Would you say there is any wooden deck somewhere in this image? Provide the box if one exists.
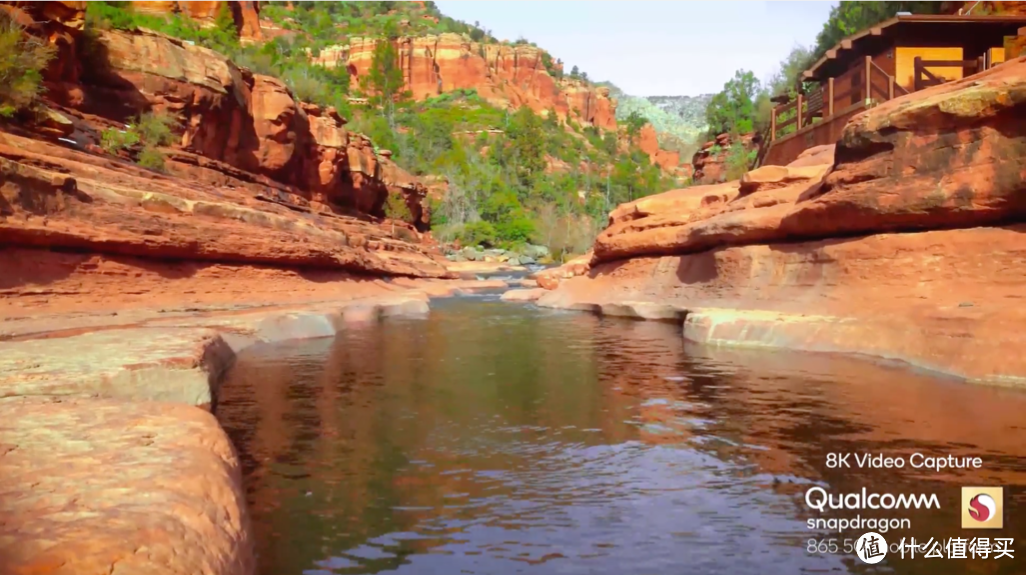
[762,55,988,167]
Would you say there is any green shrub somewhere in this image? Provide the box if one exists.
[495,217,535,244]
[100,111,176,171]
[383,191,412,221]
[458,221,497,247]
[137,146,167,171]
[100,126,140,153]
[136,112,177,146]
[83,1,135,31]
[725,144,756,181]
[0,11,57,116]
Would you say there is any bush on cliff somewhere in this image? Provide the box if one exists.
[85,1,239,57]
[137,146,167,172]
[100,125,139,154]
[99,112,177,171]
[0,11,56,117]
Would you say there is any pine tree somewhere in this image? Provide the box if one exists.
[364,21,406,128]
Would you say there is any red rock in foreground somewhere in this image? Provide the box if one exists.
[0,397,254,575]
[540,57,1026,386]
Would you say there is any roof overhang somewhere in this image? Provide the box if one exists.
[802,14,1026,81]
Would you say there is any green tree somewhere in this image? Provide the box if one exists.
[623,110,647,141]
[569,65,580,79]
[505,106,546,194]
[0,11,56,117]
[705,69,759,136]
[384,191,412,236]
[363,21,406,127]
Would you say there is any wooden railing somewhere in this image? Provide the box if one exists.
[764,51,993,167]
[770,56,908,142]
[913,56,986,91]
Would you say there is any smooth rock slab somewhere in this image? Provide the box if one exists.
[600,302,686,322]
[0,327,234,406]
[0,396,254,575]
[500,288,547,302]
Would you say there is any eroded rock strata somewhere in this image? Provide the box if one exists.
[315,34,618,130]
[0,10,496,574]
[539,57,1026,386]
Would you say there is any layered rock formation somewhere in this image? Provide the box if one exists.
[1,9,456,316]
[538,57,1026,386]
[314,34,618,130]
[690,132,757,184]
[637,123,682,172]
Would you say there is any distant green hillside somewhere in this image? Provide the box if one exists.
[599,83,712,159]
[645,95,713,135]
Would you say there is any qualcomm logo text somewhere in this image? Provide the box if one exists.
[806,486,941,512]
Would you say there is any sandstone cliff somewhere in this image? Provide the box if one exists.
[313,34,618,130]
[690,132,757,185]
[537,56,1026,386]
[637,123,682,172]
[1,6,453,315]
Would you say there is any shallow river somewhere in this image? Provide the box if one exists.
[217,295,1026,575]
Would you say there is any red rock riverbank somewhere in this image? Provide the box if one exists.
[535,57,1026,387]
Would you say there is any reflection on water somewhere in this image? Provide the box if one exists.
[217,297,1026,575]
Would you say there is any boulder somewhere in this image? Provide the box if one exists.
[520,244,551,259]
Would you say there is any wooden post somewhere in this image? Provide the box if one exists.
[770,106,776,141]
[827,77,834,117]
[796,93,804,130]
[888,76,894,100]
[914,56,922,91]
[864,55,872,102]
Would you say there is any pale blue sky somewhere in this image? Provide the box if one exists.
[435,1,838,96]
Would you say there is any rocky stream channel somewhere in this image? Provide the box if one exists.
[213,289,1026,575]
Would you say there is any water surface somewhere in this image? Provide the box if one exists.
[218,296,1026,575]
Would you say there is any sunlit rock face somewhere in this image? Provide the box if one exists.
[539,57,1026,386]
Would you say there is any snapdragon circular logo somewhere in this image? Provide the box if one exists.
[968,493,996,522]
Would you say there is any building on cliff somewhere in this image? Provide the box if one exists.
[763,13,1026,167]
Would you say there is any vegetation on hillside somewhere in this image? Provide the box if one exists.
[0,10,56,118]
[601,82,710,161]
[78,0,674,256]
[353,89,673,254]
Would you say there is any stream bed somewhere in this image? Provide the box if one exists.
[217,295,1026,575]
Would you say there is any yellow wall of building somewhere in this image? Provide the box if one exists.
[895,47,964,90]
[989,46,1007,66]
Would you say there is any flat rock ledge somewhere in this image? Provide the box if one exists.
[0,396,253,575]
[0,292,435,575]
[535,292,1026,387]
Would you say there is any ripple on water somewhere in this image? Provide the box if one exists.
[218,299,1026,575]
